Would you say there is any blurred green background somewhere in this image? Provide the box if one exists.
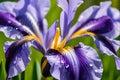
[0,0,120,80]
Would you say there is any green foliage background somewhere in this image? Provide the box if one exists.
[0,0,120,80]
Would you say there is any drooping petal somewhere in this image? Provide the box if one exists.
[0,25,23,39]
[78,1,111,23]
[0,11,28,38]
[44,21,58,49]
[69,16,113,40]
[84,16,113,34]
[93,36,120,70]
[74,43,103,80]
[73,1,120,38]
[45,43,103,80]
[4,39,31,78]
[103,8,120,38]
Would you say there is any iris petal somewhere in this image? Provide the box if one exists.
[44,21,58,49]
[4,39,31,79]
[74,43,103,80]
[85,16,113,34]
[0,11,28,37]
[93,36,120,69]
[0,1,16,15]
[45,43,103,80]
[58,0,83,38]
[28,0,50,34]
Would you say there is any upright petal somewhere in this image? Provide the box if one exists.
[58,0,83,38]
[0,2,16,15]
[68,0,83,23]
[44,21,58,49]
[28,0,50,34]
[4,39,31,79]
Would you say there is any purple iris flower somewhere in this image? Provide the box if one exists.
[0,0,120,80]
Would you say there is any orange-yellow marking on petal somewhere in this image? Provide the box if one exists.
[24,34,42,45]
[41,59,48,72]
[57,38,66,49]
[51,28,60,49]
[70,29,96,39]
[58,46,72,54]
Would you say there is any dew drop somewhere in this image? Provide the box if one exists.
[13,61,16,64]
[17,57,22,61]
[89,64,93,67]
[65,65,69,68]
[61,60,64,64]
[8,21,11,24]
[16,28,18,30]
[94,70,98,72]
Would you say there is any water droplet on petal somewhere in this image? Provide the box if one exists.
[65,65,69,68]
[8,21,11,24]
[90,64,93,67]
[94,70,98,72]
[13,61,16,64]
[61,60,64,64]
[17,57,22,61]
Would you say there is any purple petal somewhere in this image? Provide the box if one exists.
[95,1,111,18]
[29,0,50,19]
[0,2,16,15]
[28,0,50,34]
[75,1,120,38]
[0,25,23,39]
[68,16,114,40]
[4,39,31,78]
[45,43,103,80]
[32,40,45,54]
[60,11,68,38]
[115,57,120,70]
[103,8,120,38]
[14,0,30,16]
[74,43,103,80]
[44,21,58,49]
[58,0,69,38]
[68,0,83,23]
[94,36,118,55]
[16,13,37,35]
[58,0,83,38]
[0,11,28,37]
[85,16,113,34]
[46,49,78,80]
[78,1,111,23]
[93,36,120,70]
[57,0,68,14]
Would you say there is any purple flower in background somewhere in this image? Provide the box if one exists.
[0,0,120,80]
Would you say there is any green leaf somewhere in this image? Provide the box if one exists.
[0,61,6,80]
[20,71,25,80]
[32,61,42,80]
